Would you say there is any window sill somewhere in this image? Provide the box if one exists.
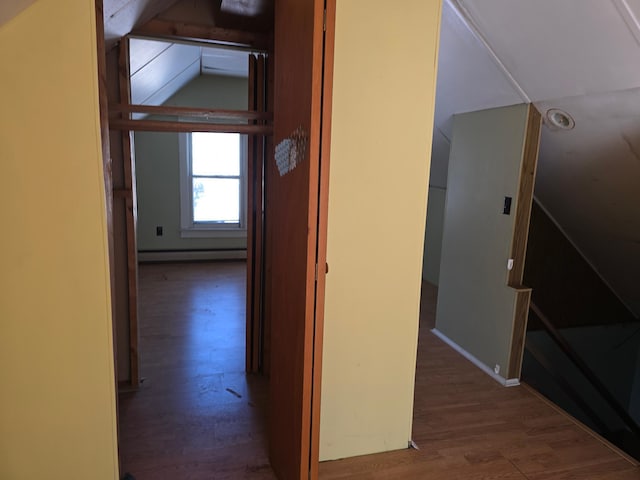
[180,228,247,239]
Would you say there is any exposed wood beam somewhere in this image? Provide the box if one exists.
[110,118,272,134]
[132,18,269,49]
[109,104,272,121]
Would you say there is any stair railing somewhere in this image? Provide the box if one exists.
[528,302,640,438]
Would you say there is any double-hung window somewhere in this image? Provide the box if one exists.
[180,131,247,237]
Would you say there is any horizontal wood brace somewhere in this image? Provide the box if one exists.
[110,119,272,135]
[110,104,272,121]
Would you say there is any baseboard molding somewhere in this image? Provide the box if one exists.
[138,249,247,263]
[431,328,520,387]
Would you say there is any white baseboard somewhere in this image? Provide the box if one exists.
[431,328,520,387]
[138,250,247,263]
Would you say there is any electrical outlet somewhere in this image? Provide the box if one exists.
[156,226,163,236]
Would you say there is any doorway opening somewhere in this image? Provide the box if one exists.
[108,33,273,477]
[97,1,335,477]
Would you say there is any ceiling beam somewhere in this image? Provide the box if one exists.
[132,18,269,49]
[110,118,272,134]
[110,103,273,121]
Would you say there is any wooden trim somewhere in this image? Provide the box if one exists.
[113,188,132,199]
[119,38,140,388]
[109,103,272,121]
[507,287,531,378]
[508,104,541,285]
[132,18,269,50]
[110,119,272,135]
[310,0,336,477]
[95,0,121,473]
[253,54,266,373]
[262,49,274,377]
[95,0,115,341]
[521,383,640,467]
[246,54,257,373]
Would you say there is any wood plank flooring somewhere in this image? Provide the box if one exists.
[118,261,276,479]
[119,262,639,479]
[319,283,640,479]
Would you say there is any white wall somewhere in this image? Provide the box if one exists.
[435,104,530,380]
[320,0,442,461]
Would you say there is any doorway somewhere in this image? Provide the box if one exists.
[111,36,273,477]
[118,261,273,477]
[97,0,335,478]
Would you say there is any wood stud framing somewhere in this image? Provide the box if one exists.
[506,104,542,379]
[118,38,140,388]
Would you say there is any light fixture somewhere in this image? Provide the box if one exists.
[546,108,575,131]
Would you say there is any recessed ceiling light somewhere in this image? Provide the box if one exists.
[546,108,575,130]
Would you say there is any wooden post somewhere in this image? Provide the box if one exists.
[118,38,140,388]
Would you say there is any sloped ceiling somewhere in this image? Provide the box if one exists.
[0,0,37,27]
[129,37,249,107]
[436,0,640,315]
[104,0,181,47]
[103,0,640,315]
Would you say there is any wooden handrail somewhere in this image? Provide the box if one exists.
[529,302,640,438]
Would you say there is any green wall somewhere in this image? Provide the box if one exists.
[135,74,248,252]
[422,186,446,285]
[435,104,530,382]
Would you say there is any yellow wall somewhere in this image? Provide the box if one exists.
[320,0,442,460]
[0,0,119,478]
[0,0,37,27]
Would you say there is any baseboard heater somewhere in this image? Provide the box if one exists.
[138,249,247,263]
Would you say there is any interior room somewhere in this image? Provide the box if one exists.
[1,0,639,479]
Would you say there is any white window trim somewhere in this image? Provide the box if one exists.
[179,131,248,239]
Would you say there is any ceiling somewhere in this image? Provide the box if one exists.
[129,37,249,106]
[103,0,272,48]
[434,0,640,316]
[0,0,36,27]
[100,0,640,316]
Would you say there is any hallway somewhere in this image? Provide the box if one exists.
[117,262,639,479]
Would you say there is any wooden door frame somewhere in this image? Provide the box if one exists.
[101,24,272,387]
[266,0,336,477]
[310,1,336,474]
[94,1,335,476]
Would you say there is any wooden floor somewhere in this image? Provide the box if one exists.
[319,283,640,479]
[118,261,276,479]
[119,262,639,479]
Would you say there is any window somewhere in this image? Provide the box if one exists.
[179,132,247,237]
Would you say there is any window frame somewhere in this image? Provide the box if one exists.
[179,131,248,238]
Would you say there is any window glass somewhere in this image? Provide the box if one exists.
[192,132,240,176]
[192,178,240,223]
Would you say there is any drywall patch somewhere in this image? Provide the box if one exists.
[275,126,308,176]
